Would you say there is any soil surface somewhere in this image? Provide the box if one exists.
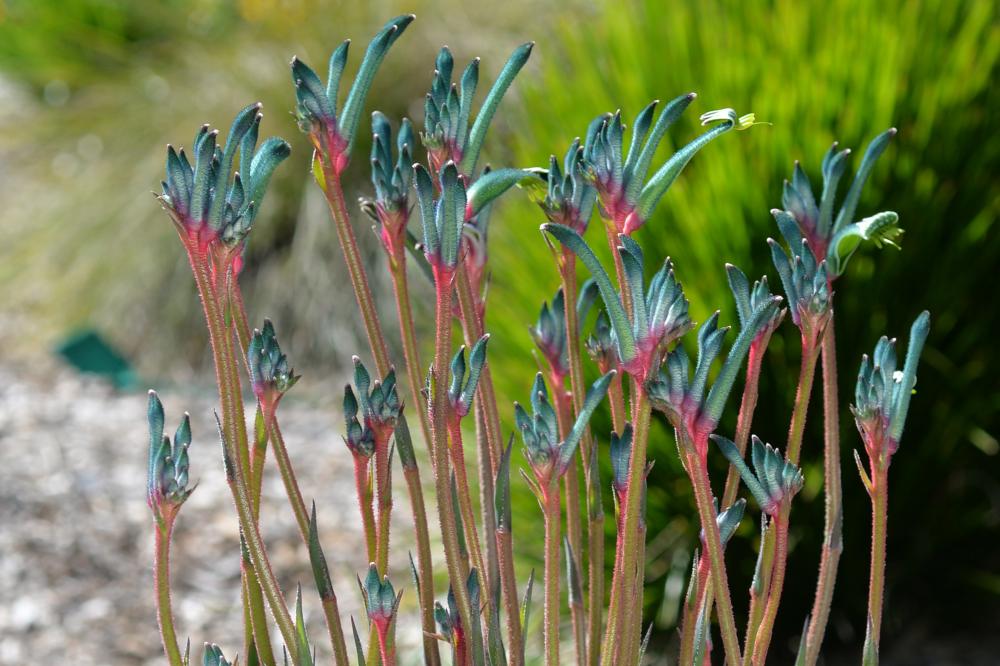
[0,363,430,665]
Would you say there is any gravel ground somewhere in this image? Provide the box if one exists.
[0,363,430,665]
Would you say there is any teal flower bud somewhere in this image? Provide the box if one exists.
[703,498,746,548]
[582,95,746,234]
[291,15,414,176]
[158,104,290,262]
[360,563,402,634]
[414,161,466,273]
[852,311,930,466]
[343,384,375,459]
[147,391,195,524]
[345,357,401,449]
[586,310,619,373]
[712,435,804,516]
[202,644,233,666]
[421,43,533,178]
[544,223,694,382]
[538,139,597,234]
[775,129,900,277]
[647,293,782,446]
[448,335,490,418]
[768,232,832,343]
[362,112,414,256]
[725,264,786,349]
[530,289,569,381]
[515,371,614,493]
[609,424,634,503]
[248,319,300,416]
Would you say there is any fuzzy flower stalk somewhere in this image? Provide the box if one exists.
[147,391,195,666]
[157,104,305,662]
[515,371,613,665]
[772,129,902,665]
[853,312,929,663]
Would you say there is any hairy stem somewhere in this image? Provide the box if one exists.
[679,553,711,666]
[751,511,791,665]
[374,438,393,574]
[604,391,651,663]
[448,418,488,590]
[430,266,475,641]
[154,521,185,666]
[496,526,524,666]
[187,248,298,660]
[687,440,742,666]
[721,343,765,508]
[805,319,844,664]
[243,559,277,665]
[742,334,820,663]
[865,464,889,659]
[388,254,433,446]
[229,282,349,665]
[402,461,442,666]
[556,255,603,665]
[544,484,562,666]
[385,242,440,666]
[552,383,586,666]
[320,162,392,376]
[353,454,378,562]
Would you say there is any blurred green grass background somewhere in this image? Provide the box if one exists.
[1,0,997,661]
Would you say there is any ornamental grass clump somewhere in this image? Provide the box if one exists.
[147,14,929,666]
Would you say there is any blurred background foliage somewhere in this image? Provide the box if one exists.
[1,0,997,661]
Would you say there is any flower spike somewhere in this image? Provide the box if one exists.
[448,334,490,417]
[530,288,569,380]
[515,371,614,493]
[360,563,403,639]
[853,311,930,465]
[775,128,900,276]
[248,319,300,416]
[537,139,598,233]
[768,233,832,344]
[712,435,804,516]
[543,223,695,382]
[581,96,751,234]
[292,15,414,175]
[421,42,533,177]
[647,293,782,444]
[158,104,290,259]
[361,112,415,256]
[344,357,401,455]
[147,391,195,524]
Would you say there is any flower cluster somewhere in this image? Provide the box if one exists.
[146,391,194,523]
[344,358,402,455]
[515,371,614,494]
[852,311,930,466]
[157,103,290,267]
[582,101,750,234]
[447,335,489,418]
[248,319,300,416]
[361,112,415,256]
[291,15,414,176]
[712,435,804,516]
[646,296,781,448]
[420,43,533,177]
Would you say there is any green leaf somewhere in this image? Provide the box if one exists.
[338,15,415,155]
[635,113,735,222]
[461,42,533,175]
[625,91,696,204]
[466,168,535,217]
[833,127,896,234]
[542,223,636,362]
